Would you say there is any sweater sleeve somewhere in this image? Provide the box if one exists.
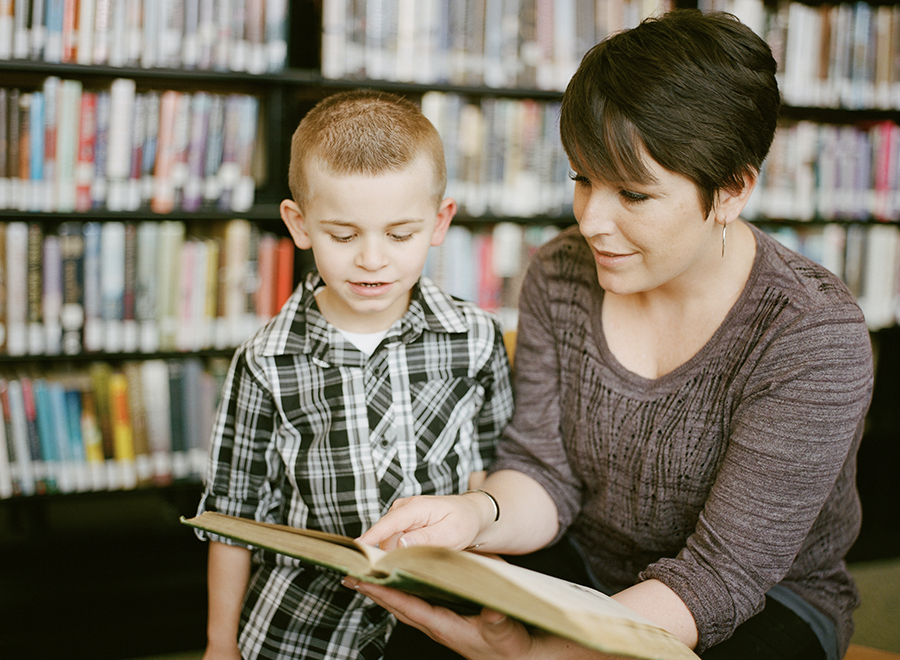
[489,253,585,534]
[641,305,873,652]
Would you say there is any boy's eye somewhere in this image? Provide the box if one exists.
[389,232,414,242]
[330,234,355,243]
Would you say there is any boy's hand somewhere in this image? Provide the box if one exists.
[358,493,489,551]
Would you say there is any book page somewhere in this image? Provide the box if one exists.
[376,545,699,660]
[182,512,385,577]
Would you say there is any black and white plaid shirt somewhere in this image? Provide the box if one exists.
[198,272,514,660]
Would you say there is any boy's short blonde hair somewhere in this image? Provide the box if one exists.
[288,89,447,209]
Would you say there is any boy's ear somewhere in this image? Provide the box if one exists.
[280,199,312,249]
[430,197,457,247]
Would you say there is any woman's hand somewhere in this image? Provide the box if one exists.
[344,578,617,660]
[357,493,490,551]
[344,578,538,660]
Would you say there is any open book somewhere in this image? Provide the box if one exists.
[182,511,698,660]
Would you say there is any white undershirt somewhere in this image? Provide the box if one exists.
[336,328,388,356]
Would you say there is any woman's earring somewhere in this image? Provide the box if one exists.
[721,223,727,258]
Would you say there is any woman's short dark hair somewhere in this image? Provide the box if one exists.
[560,9,780,216]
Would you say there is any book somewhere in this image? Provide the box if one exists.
[4,379,35,496]
[5,221,28,356]
[108,371,137,489]
[0,0,12,60]
[182,511,699,660]
[42,233,63,354]
[0,377,12,498]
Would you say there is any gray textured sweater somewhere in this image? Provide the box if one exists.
[491,223,873,655]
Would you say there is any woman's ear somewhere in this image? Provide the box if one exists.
[430,197,458,247]
[280,199,312,249]
[715,170,758,227]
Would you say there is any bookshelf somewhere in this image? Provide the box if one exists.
[0,0,898,658]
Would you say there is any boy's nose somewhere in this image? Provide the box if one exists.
[356,239,388,270]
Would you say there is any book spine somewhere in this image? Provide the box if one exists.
[0,223,5,354]
[108,372,137,489]
[135,221,160,353]
[123,362,152,484]
[122,222,138,352]
[63,386,91,492]
[79,386,107,490]
[151,90,179,214]
[0,0,13,60]
[100,221,125,353]
[5,221,27,356]
[26,222,44,354]
[182,0,200,68]
[139,0,159,68]
[275,236,295,312]
[265,0,287,71]
[140,359,173,485]
[0,379,14,498]
[44,0,64,63]
[106,78,136,211]
[255,233,277,322]
[197,0,216,69]
[42,233,63,355]
[29,0,45,59]
[125,92,145,211]
[88,362,116,487]
[75,90,97,212]
[12,0,30,59]
[92,0,111,64]
[61,0,78,62]
[5,380,36,496]
[81,221,103,352]
[0,87,8,209]
[59,221,85,356]
[48,381,77,493]
[41,76,60,211]
[76,0,96,64]
[183,91,211,212]
[140,91,160,207]
[56,78,82,212]
[20,377,49,494]
[91,90,110,208]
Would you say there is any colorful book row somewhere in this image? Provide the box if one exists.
[425,222,562,332]
[0,357,229,499]
[421,91,572,219]
[425,221,900,332]
[0,79,261,213]
[702,0,900,111]
[747,119,900,223]
[322,0,673,91]
[0,0,288,73]
[0,218,296,357]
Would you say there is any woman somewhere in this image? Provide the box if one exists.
[349,10,873,660]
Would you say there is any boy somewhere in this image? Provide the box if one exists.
[195,90,514,660]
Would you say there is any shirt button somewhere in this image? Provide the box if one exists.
[380,439,390,448]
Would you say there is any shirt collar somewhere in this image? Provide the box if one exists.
[254,271,469,361]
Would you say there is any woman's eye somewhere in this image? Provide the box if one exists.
[620,189,649,203]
